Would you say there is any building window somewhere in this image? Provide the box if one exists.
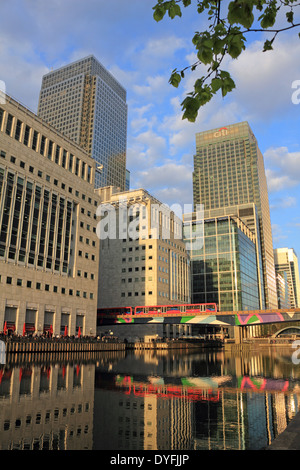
[15,120,22,141]
[23,125,30,146]
[32,130,38,151]
[6,114,13,136]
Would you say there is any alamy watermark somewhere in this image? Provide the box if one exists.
[291,80,300,104]
[96,199,204,251]
[292,340,300,364]
[0,80,6,105]
[0,340,6,365]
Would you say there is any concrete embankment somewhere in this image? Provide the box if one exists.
[267,411,300,450]
[3,338,222,355]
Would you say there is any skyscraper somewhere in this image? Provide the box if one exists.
[193,122,277,309]
[274,248,300,308]
[38,55,128,190]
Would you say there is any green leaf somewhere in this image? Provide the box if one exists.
[169,71,182,88]
[153,4,166,22]
[211,77,222,93]
[263,39,274,51]
[286,11,294,24]
[195,34,214,64]
[213,38,226,55]
[228,1,255,29]
[220,74,236,97]
[194,78,204,93]
[181,96,201,122]
[258,2,277,29]
[227,32,246,58]
[168,3,182,19]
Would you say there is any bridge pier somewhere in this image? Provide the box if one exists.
[234,326,242,344]
[234,325,250,343]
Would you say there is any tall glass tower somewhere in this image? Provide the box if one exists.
[38,55,128,190]
[193,122,277,309]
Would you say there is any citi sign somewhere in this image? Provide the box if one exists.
[214,127,229,138]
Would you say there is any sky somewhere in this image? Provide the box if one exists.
[0,0,300,257]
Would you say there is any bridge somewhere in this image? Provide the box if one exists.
[98,308,300,342]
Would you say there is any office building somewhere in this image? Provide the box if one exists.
[274,248,300,308]
[0,93,100,336]
[38,55,128,190]
[276,271,291,309]
[183,212,261,311]
[193,122,277,309]
[96,186,190,309]
[125,169,130,191]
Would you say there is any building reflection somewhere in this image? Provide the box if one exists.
[0,349,300,450]
[93,349,300,450]
[0,360,95,450]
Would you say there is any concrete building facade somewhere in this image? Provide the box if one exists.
[96,187,190,310]
[276,271,291,309]
[0,94,99,336]
[274,248,300,308]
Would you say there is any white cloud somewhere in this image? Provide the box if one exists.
[142,36,187,60]
[272,223,289,245]
[265,146,300,192]
[270,196,297,210]
[127,128,168,172]
[132,74,171,101]
[266,169,298,193]
[227,36,300,120]
[133,160,193,207]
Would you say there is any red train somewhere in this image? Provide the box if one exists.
[97,302,218,319]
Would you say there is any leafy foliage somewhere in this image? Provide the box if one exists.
[152,0,300,121]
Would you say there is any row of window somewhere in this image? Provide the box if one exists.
[120,291,169,298]
[2,402,90,431]
[120,255,169,263]
[121,276,168,284]
[0,147,99,206]
[0,106,93,184]
[2,276,94,299]
[121,237,185,251]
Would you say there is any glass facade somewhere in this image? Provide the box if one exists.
[183,215,260,311]
[0,167,74,274]
[193,122,277,309]
[38,55,128,191]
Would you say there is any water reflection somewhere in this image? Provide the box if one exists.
[0,348,300,450]
[0,357,95,450]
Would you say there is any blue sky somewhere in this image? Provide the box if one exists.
[1,0,300,257]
